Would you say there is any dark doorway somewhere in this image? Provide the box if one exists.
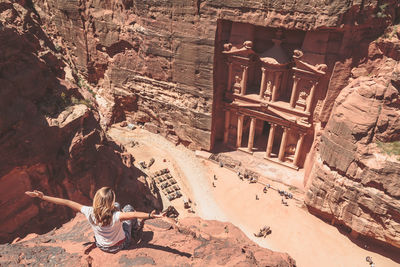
[253,121,269,152]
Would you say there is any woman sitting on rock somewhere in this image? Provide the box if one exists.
[25,187,164,253]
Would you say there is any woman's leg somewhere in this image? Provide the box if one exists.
[121,204,137,247]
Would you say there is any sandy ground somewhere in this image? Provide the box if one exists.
[108,125,399,267]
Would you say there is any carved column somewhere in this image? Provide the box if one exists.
[259,67,267,99]
[223,110,231,144]
[266,123,276,157]
[293,132,306,167]
[278,126,289,161]
[271,72,282,102]
[227,61,233,92]
[290,76,300,108]
[306,81,318,113]
[240,65,249,96]
[247,117,256,152]
[236,114,244,148]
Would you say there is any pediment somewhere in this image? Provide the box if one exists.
[223,41,258,59]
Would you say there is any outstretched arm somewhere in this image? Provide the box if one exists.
[119,210,166,222]
[25,190,83,212]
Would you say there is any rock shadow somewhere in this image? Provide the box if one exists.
[0,2,162,243]
[337,227,400,264]
[132,230,192,258]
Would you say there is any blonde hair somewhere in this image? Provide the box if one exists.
[93,187,116,226]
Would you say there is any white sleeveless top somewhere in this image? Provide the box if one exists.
[81,206,126,247]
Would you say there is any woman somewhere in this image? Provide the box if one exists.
[25,187,164,253]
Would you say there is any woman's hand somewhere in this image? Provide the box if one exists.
[25,190,44,199]
[24,191,82,211]
[150,210,167,219]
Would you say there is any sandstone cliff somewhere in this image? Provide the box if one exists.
[3,0,400,253]
[0,1,160,243]
[31,0,399,150]
[305,32,400,248]
[27,0,400,249]
[0,215,296,266]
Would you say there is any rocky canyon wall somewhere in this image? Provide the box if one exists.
[0,1,160,243]
[4,0,400,250]
[31,0,396,150]
[305,33,400,248]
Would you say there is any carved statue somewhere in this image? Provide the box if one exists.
[298,91,308,104]
[263,80,272,99]
[286,144,296,155]
[232,75,241,94]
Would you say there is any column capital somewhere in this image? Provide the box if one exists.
[299,131,307,137]
[270,123,278,127]
[261,67,266,73]
[241,64,249,70]
[293,75,301,81]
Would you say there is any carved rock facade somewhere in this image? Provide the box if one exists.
[32,0,395,151]
[5,0,400,249]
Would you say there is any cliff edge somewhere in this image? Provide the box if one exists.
[1,214,295,267]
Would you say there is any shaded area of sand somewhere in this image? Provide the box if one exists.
[108,125,399,267]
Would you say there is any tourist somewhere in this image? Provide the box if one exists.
[25,187,165,253]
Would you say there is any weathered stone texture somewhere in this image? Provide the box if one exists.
[0,1,160,243]
[305,42,400,247]
[0,215,296,267]
[7,0,400,249]
[31,0,396,149]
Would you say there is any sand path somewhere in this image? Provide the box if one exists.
[108,125,399,267]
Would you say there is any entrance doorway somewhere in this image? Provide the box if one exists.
[253,121,269,152]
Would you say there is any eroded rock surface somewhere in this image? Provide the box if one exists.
[2,0,400,252]
[0,214,295,267]
[305,34,400,248]
[0,1,160,243]
[31,0,398,150]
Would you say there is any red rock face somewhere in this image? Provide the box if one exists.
[30,0,397,150]
[305,35,400,248]
[0,215,296,267]
[0,1,160,243]
[3,0,400,251]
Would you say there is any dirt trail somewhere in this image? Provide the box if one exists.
[107,126,228,221]
[108,125,399,267]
